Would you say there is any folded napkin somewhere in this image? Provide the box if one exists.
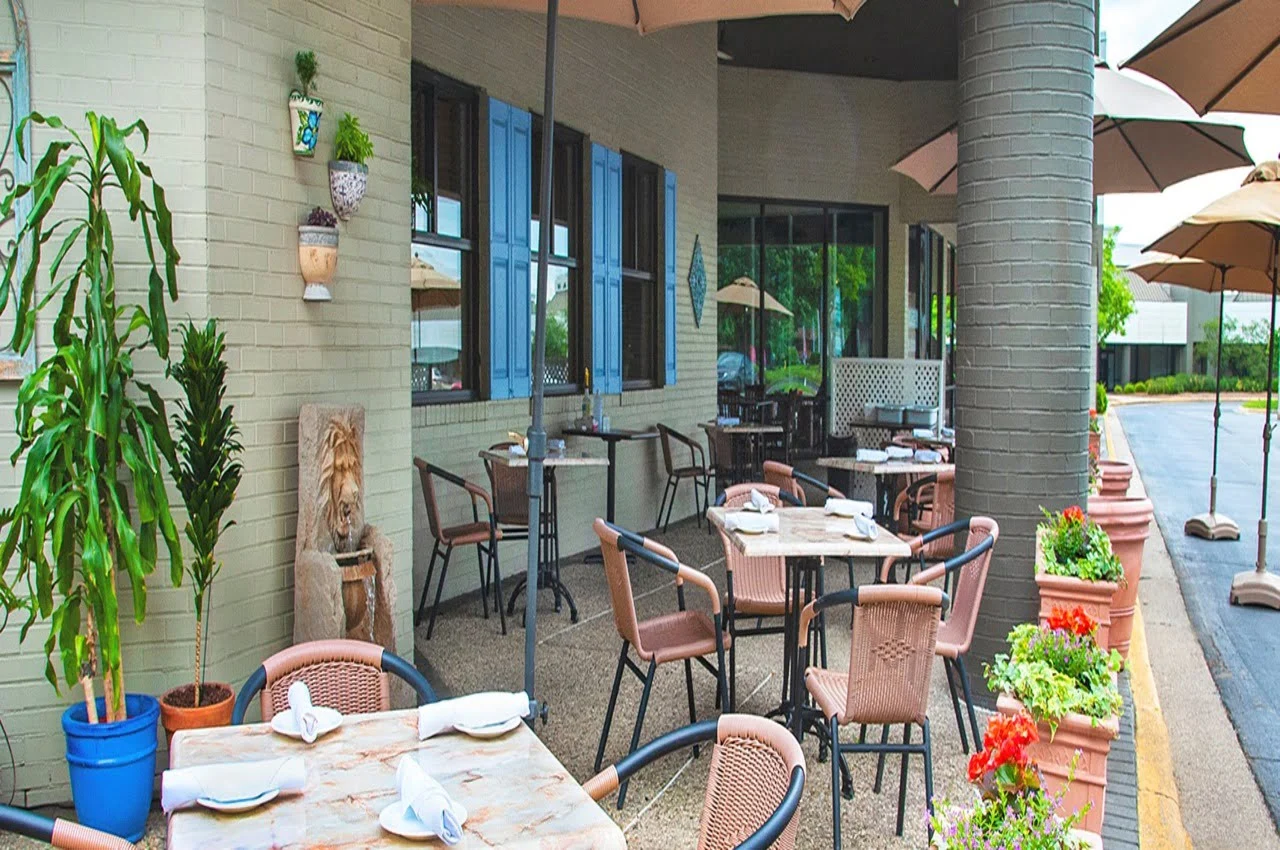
[162,757,306,813]
[716,416,741,427]
[396,756,463,844]
[912,427,935,440]
[885,445,914,460]
[824,498,874,518]
[855,448,889,463]
[850,513,879,540]
[418,691,531,740]
[940,426,955,439]
[508,444,527,457]
[725,512,780,534]
[288,681,319,743]
[744,489,776,514]
[915,449,943,463]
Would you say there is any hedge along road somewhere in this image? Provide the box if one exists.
[1117,400,1280,830]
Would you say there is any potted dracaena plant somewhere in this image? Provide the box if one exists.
[289,49,323,156]
[0,112,183,842]
[159,320,243,739]
[329,111,373,220]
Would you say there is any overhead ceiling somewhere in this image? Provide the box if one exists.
[718,0,958,82]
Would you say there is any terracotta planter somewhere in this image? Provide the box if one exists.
[299,224,338,301]
[288,92,324,156]
[1087,496,1153,660]
[1036,530,1119,649]
[997,694,1120,836]
[1096,461,1132,498]
[329,160,369,220]
[1089,430,1101,459]
[160,682,234,744]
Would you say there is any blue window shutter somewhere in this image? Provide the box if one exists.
[489,100,513,400]
[489,99,532,400]
[590,143,608,391]
[604,149,623,394]
[664,169,677,385]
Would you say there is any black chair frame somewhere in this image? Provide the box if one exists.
[657,424,712,533]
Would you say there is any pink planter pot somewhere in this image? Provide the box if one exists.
[1096,460,1132,498]
[1089,430,1101,459]
[1035,530,1119,649]
[997,695,1120,836]
[1088,496,1153,660]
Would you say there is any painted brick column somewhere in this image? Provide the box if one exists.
[955,0,1096,699]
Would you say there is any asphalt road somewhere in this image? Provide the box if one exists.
[1118,401,1280,829]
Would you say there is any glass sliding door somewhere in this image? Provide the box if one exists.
[762,205,825,397]
[716,202,761,394]
[829,208,885,360]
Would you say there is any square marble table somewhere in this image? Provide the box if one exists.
[167,709,625,849]
[816,457,955,523]
[479,449,609,468]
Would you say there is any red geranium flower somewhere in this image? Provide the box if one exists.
[1062,505,1085,524]
[967,712,1039,785]
[1046,605,1097,637]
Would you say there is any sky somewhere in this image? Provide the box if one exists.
[1098,0,1280,251]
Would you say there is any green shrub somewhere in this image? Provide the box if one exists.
[985,622,1123,728]
[1112,373,1276,395]
[1095,382,1108,415]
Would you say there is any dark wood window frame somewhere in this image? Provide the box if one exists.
[532,117,585,395]
[621,151,662,390]
[411,64,482,406]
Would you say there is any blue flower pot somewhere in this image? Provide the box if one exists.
[62,693,160,842]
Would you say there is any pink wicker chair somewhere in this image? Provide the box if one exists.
[593,519,729,808]
[585,715,806,850]
[799,584,946,847]
[231,638,436,724]
[0,806,134,850]
[657,424,712,532]
[889,468,956,558]
[878,517,998,755]
[762,460,844,507]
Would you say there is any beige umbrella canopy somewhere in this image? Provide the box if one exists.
[1127,251,1274,295]
[411,256,462,309]
[415,0,860,33]
[716,276,793,317]
[1123,0,1280,115]
[893,64,1251,196]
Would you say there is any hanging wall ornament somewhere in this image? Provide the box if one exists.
[688,234,707,328]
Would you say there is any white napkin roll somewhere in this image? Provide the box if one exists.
[912,427,934,439]
[288,681,319,744]
[824,498,874,518]
[418,691,531,740]
[852,513,879,539]
[508,444,527,457]
[161,757,306,813]
[855,448,889,463]
[885,445,913,460]
[915,449,943,463]
[940,426,955,439]
[725,512,780,534]
[716,416,741,427]
[396,756,463,845]
[747,489,776,513]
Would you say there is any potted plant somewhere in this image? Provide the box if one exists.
[329,112,373,220]
[1096,459,1133,497]
[986,608,1124,836]
[299,206,338,301]
[0,112,183,841]
[930,711,1101,849]
[1087,493,1153,660]
[160,320,244,740]
[289,50,323,156]
[1035,506,1123,648]
[1088,408,1101,459]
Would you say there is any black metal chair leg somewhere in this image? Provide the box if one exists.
[944,657,969,753]
[956,655,983,751]
[475,544,490,620]
[923,720,935,843]
[656,478,673,531]
[683,658,700,757]
[728,619,738,712]
[490,530,506,636]
[895,724,911,837]
[425,544,454,640]
[618,660,658,809]
[595,643,629,773]
[415,541,441,627]
[830,717,843,850]
[873,724,890,793]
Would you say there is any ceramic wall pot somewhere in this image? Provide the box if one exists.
[288,92,324,156]
[299,225,338,301]
[160,682,235,745]
[997,694,1119,836]
[1035,529,1119,649]
[1088,495,1154,660]
[1096,460,1133,498]
[329,160,369,220]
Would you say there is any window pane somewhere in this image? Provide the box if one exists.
[717,203,761,393]
[829,209,883,360]
[621,155,660,384]
[531,261,575,386]
[411,86,432,233]
[762,205,824,397]
[532,127,578,260]
[435,95,469,239]
[412,244,468,392]
[623,276,655,382]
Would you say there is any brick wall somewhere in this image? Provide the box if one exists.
[408,10,720,604]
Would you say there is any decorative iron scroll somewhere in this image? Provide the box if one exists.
[0,0,31,380]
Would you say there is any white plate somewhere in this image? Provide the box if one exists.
[196,789,279,813]
[379,799,469,841]
[454,716,522,739]
[270,706,343,741]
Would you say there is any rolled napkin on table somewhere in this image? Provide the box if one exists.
[851,513,879,540]
[418,691,531,740]
[746,489,776,513]
[715,416,741,427]
[915,449,943,463]
[885,445,914,460]
[288,681,319,744]
[724,512,780,534]
[912,427,935,440]
[824,498,874,518]
[855,448,889,463]
[940,426,955,439]
[161,757,306,813]
[507,443,527,457]
[395,756,464,845]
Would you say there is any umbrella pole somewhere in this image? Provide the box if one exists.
[1187,272,1240,541]
[524,0,559,717]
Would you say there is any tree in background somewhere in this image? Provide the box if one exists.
[1098,227,1134,346]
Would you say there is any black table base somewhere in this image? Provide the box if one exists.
[505,469,580,624]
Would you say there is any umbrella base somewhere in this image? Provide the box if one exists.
[1230,569,1280,610]
[1185,512,1240,541]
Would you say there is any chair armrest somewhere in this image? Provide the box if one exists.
[677,564,721,615]
[586,719,719,802]
[879,536,923,582]
[907,561,948,587]
[463,480,494,513]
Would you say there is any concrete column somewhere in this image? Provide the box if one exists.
[955,0,1096,699]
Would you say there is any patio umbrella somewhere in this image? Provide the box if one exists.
[411,256,462,309]
[716,276,794,316]
[416,0,864,719]
[1122,0,1280,116]
[1127,253,1274,541]
[892,64,1251,196]
[1145,162,1280,609]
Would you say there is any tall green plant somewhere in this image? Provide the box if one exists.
[0,113,183,723]
[169,320,242,708]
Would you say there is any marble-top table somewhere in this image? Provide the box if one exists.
[706,506,911,560]
[815,457,954,477]
[698,421,783,435]
[167,709,625,850]
[479,449,609,468]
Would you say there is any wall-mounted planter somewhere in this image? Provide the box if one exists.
[289,91,324,156]
[299,224,338,301]
[329,160,369,220]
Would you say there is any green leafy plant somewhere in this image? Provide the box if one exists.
[1098,227,1133,346]
[0,113,183,723]
[168,320,242,708]
[1095,382,1108,415]
[333,113,374,165]
[294,50,318,98]
[1038,506,1123,583]
[411,161,433,217]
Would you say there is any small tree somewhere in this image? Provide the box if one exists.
[169,320,242,707]
[1098,227,1134,346]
